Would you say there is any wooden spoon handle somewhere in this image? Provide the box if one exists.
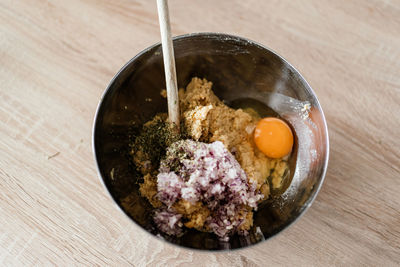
[157,0,180,129]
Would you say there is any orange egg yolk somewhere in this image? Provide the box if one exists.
[254,117,294,158]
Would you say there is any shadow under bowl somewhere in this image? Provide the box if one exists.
[93,33,329,251]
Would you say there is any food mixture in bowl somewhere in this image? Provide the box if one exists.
[123,77,292,241]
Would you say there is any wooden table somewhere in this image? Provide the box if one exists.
[1,0,399,265]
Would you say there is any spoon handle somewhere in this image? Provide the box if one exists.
[157,0,180,129]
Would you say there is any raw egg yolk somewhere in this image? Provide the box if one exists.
[254,117,293,158]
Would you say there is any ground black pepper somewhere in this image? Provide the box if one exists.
[130,115,189,173]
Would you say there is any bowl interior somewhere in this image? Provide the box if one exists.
[93,33,329,250]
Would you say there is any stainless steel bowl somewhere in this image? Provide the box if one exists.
[92,33,329,251]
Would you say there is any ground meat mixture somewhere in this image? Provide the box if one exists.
[123,77,289,240]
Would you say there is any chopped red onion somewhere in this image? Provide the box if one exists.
[154,140,263,239]
[153,209,183,236]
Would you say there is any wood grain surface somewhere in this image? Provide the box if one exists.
[1,0,399,266]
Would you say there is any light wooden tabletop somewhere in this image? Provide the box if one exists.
[1,0,399,266]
